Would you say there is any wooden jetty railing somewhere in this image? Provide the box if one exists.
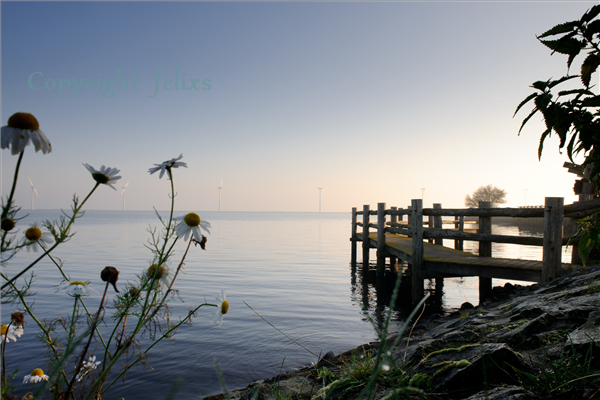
[351,197,600,306]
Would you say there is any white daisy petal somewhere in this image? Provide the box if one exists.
[57,280,99,297]
[20,225,53,253]
[1,113,52,155]
[83,163,121,190]
[1,324,23,343]
[213,290,229,326]
[23,369,49,384]
[148,154,187,179]
[173,212,210,241]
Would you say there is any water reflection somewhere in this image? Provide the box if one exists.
[350,222,573,324]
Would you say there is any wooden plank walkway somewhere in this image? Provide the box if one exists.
[357,232,570,283]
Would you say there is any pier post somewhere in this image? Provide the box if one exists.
[351,207,358,266]
[454,215,464,250]
[377,203,387,279]
[478,201,492,302]
[362,205,370,268]
[433,204,443,245]
[411,199,424,307]
[542,197,564,282]
[389,207,398,269]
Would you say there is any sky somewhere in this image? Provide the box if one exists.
[1,1,597,212]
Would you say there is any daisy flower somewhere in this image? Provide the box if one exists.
[1,324,24,342]
[57,281,99,296]
[213,290,229,326]
[148,153,187,179]
[83,164,121,190]
[174,213,211,242]
[146,264,174,291]
[20,225,53,253]
[23,368,49,384]
[76,355,101,381]
[1,112,52,155]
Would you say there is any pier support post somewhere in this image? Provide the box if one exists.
[411,199,424,307]
[377,203,387,280]
[351,207,358,266]
[542,197,564,282]
[362,205,370,268]
[454,215,464,250]
[389,207,398,269]
[433,204,443,245]
[478,201,492,302]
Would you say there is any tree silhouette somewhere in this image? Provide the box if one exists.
[464,185,507,208]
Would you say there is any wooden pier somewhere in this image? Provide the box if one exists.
[351,197,600,306]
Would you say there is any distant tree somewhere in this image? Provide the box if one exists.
[464,185,507,208]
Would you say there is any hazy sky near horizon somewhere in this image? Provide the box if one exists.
[1,1,596,212]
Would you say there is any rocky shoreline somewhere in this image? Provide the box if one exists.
[206,265,600,400]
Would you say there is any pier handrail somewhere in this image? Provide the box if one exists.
[351,197,567,285]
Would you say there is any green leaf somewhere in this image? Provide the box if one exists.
[548,75,579,88]
[531,80,549,91]
[538,128,552,160]
[581,5,600,24]
[584,20,600,38]
[539,37,583,56]
[582,96,600,107]
[517,107,540,135]
[537,21,578,38]
[581,53,600,87]
[514,92,538,117]
[558,88,595,97]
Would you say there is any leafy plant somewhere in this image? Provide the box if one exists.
[514,5,600,179]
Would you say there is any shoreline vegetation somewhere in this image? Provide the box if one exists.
[207,264,600,400]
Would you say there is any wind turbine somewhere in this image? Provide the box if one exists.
[318,187,323,212]
[218,179,223,211]
[121,182,129,211]
[28,178,39,210]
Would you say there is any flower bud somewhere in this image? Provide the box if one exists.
[11,312,25,328]
[101,266,120,293]
[1,218,15,232]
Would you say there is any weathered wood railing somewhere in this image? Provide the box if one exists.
[351,197,600,305]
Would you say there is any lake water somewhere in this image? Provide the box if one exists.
[1,211,571,399]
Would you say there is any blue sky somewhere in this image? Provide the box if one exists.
[1,1,596,212]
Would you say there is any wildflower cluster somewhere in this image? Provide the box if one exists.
[1,112,229,399]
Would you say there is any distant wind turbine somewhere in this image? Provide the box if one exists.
[318,187,323,212]
[218,179,223,211]
[121,182,129,211]
[28,178,39,210]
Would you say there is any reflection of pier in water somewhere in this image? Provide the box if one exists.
[349,197,600,310]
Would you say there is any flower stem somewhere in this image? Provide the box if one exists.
[1,150,24,220]
[1,183,100,290]
[1,321,12,387]
[65,281,109,400]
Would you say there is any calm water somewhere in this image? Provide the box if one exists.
[1,211,570,399]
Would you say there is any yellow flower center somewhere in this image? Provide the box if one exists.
[1,325,7,335]
[25,227,42,241]
[7,112,40,131]
[91,172,110,184]
[30,368,44,376]
[1,218,15,232]
[147,264,164,279]
[221,300,229,315]
[184,213,201,227]
[70,281,87,286]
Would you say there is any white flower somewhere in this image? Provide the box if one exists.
[19,225,53,253]
[1,112,51,155]
[57,280,99,296]
[213,290,229,326]
[83,164,121,190]
[174,212,211,242]
[23,368,49,384]
[1,324,24,342]
[148,153,187,179]
[76,355,101,381]
[146,264,174,291]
